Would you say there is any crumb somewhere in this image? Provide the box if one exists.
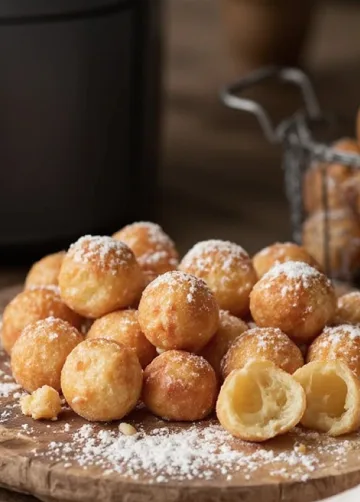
[119,423,137,436]
[20,386,61,420]
[294,443,307,454]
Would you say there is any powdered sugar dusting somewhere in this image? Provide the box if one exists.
[323,324,360,341]
[146,271,212,306]
[262,261,327,289]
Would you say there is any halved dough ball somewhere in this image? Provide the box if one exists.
[59,235,144,318]
[61,339,142,422]
[1,287,82,354]
[253,242,321,279]
[113,221,178,283]
[199,310,248,378]
[293,361,360,436]
[142,350,217,421]
[21,386,61,421]
[307,324,360,378]
[179,240,257,317]
[335,292,360,325]
[87,309,156,368]
[138,271,219,352]
[216,360,305,442]
[11,317,84,392]
[221,327,304,380]
[25,252,65,289]
[250,261,336,343]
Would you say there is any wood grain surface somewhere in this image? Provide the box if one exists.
[0,286,360,502]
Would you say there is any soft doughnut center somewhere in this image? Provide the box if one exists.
[307,370,347,419]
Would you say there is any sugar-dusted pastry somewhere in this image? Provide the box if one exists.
[179,240,257,317]
[142,350,217,421]
[253,242,321,279]
[250,261,336,343]
[302,209,360,276]
[87,309,157,368]
[216,360,305,442]
[1,287,82,354]
[11,317,83,392]
[59,235,144,318]
[293,361,360,436]
[21,385,62,421]
[307,324,360,378]
[61,339,142,422]
[113,221,179,284]
[138,271,219,352]
[199,310,248,378]
[335,291,360,325]
[221,327,304,379]
[25,251,65,289]
[341,171,360,215]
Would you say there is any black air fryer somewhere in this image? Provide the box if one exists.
[0,0,162,261]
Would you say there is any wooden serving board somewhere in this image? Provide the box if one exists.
[1,286,360,502]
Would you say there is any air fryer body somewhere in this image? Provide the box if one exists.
[0,0,161,255]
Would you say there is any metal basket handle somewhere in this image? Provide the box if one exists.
[220,66,322,144]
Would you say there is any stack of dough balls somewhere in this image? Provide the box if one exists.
[5,224,360,441]
[302,136,360,277]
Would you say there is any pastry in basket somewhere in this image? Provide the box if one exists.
[307,324,360,378]
[113,221,179,284]
[138,270,219,352]
[11,317,83,392]
[61,338,142,422]
[59,235,144,318]
[179,240,257,317]
[142,350,217,421]
[21,385,61,421]
[341,171,360,216]
[216,360,305,442]
[293,360,360,436]
[335,291,360,325]
[221,327,304,379]
[1,286,82,354]
[25,251,65,289]
[87,309,157,369]
[199,310,248,378]
[249,261,336,343]
[253,242,321,279]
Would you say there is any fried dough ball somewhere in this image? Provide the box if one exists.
[59,235,144,318]
[335,292,360,325]
[216,360,305,442]
[61,339,143,422]
[293,361,360,436]
[253,242,321,279]
[179,240,257,317]
[307,324,360,378]
[138,271,219,352]
[249,261,336,343]
[142,350,217,421]
[87,309,156,368]
[25,252,65,289]
[341,171,360,215]
[221,327,304,379]
[1,287,82,354]
[113,221,179,283]
[302,209,360,276]
[199,310,248,378]
[21,386,62,421]
[11,317,83,392]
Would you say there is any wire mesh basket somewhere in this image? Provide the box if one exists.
[221,66,360,283]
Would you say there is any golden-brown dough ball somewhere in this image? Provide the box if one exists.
[307,324,360,378]
[87,309,156,368]
[179,240,257,317]
[221,327,304,379]
[335,291,360,324]
[61,338,142,421]
[11,317,83,392]
[25,252,65,289]
[250,261,336,343]
[1,287,82,354]
[21,385,62,421]
[142,350,217,421]
[302,209,360,277]
[199,310,248,378]
[113,221,179,283]
[253,242,321,279]
[138,271,219,352]
[59,235,144,318]
[341,171,360,215]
